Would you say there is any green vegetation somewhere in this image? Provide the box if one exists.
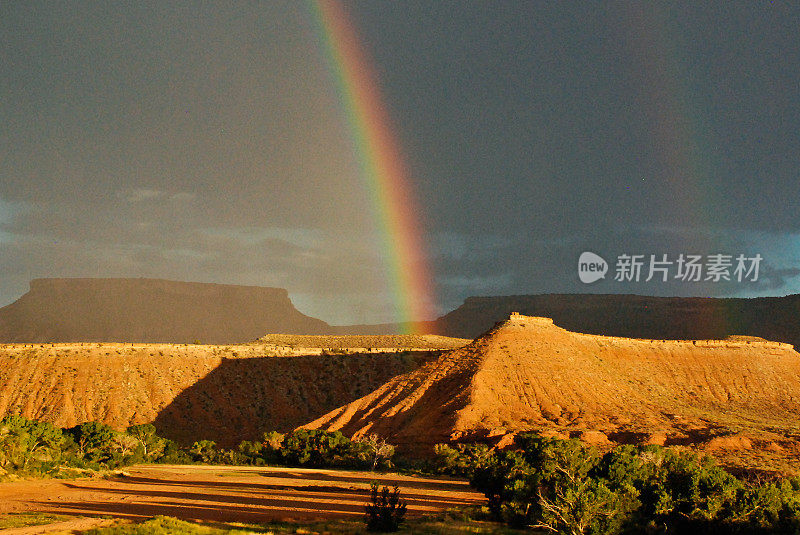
[0,414,65,473]
[0,511,70,529]
[85,512,524,534]
[9,414,800,534]
[188,429,396,470]
[436,433,800,534]
[0,415,394,478]
[86,516,252,534]
[0,415,189,477]
[365,483,407,532]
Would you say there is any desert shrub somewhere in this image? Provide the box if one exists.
[279,429,355,467]
[433,442,493,477]
[364,482,407,532]
[189,440,220,463]
[629,448,743,532]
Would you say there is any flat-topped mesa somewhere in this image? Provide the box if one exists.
[435,294,800,349]
[0,277,332,343]
[503,312,794,351]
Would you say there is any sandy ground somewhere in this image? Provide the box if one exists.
[0,465,483,532]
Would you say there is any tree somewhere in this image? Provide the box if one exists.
[126,423,165,460]
[68,421,117,463]
[0,415,65,471]
[355,434,395,470]
[190,440,219,463]
[472,433,636,532]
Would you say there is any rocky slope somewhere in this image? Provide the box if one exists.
[305,314,800,468]
[0,278,331,343]
[0,342,438,446]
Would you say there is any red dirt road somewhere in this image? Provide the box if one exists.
[0,465,483,527]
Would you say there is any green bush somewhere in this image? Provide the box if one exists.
[364,482,407,532]
[279,429,355,467]
[468,433,800,534]
[432,442,492,477]
[189,440,219,463]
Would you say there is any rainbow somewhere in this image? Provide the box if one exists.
[309,0,436,332]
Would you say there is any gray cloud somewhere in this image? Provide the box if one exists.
[1,2,799,324]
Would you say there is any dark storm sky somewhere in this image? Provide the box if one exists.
[2,1,799,324]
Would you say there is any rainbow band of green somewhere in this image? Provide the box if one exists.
[309,0,435,332]
[621,5,728,331]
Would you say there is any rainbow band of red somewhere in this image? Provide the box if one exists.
[310,0,435,332]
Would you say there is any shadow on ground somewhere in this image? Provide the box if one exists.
[32,467,481,523]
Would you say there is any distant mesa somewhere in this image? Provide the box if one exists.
[5,279,800,348]
[432,293,800,349]
[0,278,330,344]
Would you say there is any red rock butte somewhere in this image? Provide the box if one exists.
[304,313,800,465]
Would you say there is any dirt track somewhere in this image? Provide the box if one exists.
[0,465,483,532]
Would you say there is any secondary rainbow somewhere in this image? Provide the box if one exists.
[309,0,436,332]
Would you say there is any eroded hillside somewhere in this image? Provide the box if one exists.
[305,314,800,470]
[0,342,443,446]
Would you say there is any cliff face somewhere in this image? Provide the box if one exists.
[0,343,426,446]
[0,278,331,343]
[433,294,800,347]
